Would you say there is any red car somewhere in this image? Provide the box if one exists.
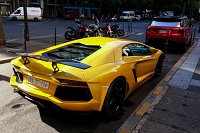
[145,16,193,52]
[63,11,78,20]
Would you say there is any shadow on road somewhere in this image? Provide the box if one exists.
[0,74,10,82]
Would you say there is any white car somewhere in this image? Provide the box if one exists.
[135,15,141,20]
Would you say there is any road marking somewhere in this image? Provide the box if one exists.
[6,34,63,42]
[153,86,163,95]
[119,129,131,133]
[136,33,144,35]
[177,61,183,65]
[164,75,171,81]
[171,67,178,72]
[136,103,150,116]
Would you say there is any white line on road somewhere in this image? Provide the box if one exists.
[136,33,144,35]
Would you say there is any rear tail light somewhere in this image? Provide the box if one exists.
[56,78,88,87]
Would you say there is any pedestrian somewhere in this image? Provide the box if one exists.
[80,13,85,23]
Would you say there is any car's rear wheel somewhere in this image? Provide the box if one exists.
[34,18,38,22]
[154,55,164,77]
[102,77,126,119]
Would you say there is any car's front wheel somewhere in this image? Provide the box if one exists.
[154,55,164,77]
[102,77,126,119]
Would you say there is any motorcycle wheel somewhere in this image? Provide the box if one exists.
[117,29,125,36]
[65,31,72,40]
[97,31,103,37]
[108,32,114,37]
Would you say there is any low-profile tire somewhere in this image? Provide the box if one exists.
[102,77,126,119]
[12,17,17,21]
[64,31,72,40]
[154,55,164,77]
[180,43,186,53]
[117,29,125,36]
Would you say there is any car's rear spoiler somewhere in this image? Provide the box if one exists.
[7,49,91,73]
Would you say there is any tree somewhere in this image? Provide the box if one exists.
[0,12,6,46]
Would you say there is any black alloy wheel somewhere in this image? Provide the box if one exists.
[102,78,126,119]
[154,55,164,77]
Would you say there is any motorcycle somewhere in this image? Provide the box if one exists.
[111,23,125,37]
[99,23,114,37]
[64,18,91,40]
[88,18,103,37]
[64,25,77,40]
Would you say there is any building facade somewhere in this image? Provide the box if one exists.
[0,0,98,18]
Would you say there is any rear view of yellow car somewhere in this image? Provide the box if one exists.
[9,37,163,119]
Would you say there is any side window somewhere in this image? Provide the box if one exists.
[122,43,152,56]
[130,13,135,16]
[14,10,21,14]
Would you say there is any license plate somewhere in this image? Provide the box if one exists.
[159,30,167,33]
[26,76,49,89]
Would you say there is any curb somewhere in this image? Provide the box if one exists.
[116,42,197,133]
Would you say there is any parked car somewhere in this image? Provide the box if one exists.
[9,7,42,21]
[145,16,193,52]
[9,37,163,119]
[120,11,135,21]
[63,11,78,20]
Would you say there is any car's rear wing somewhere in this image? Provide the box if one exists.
[8,49,91,73]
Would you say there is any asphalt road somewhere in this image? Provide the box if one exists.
[0,18,193,133]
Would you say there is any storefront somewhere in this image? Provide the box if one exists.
[0,1,12,16]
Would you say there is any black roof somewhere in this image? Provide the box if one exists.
[153,16,187,22]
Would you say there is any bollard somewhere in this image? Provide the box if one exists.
[193,27,196,41]
[198,25,200,33]
[23,29,26,51]
[55,28,56,45]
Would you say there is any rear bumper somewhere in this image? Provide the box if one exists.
[10,75,103,112]
[146,38,178,44]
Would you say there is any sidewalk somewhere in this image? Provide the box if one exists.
[1,32,200,133]
[117,40,200,132]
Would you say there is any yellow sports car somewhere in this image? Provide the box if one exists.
[9,37,163,119]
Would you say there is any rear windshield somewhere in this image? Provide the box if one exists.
[42,43,101,61]
[151,21,180,27]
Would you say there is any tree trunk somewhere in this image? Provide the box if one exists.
[0,12,6,46]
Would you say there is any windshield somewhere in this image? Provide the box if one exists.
[151,21,180,27]
[42,43,101,61]
[121,13,128,16]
